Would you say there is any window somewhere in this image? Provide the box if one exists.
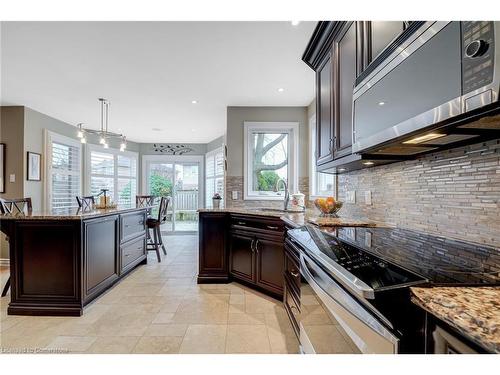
[309,115,336,198]
[205,146,225,208]
[86,144,138,205]
[244,122,299,200]
[44,131,82,210]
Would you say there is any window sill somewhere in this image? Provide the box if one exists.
[243,194,286,201]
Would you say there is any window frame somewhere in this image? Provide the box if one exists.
[309,114,337,199]
[205,146,225,208]
[85,143,139,205]
[43,130,83,210]
[243,121,299,201]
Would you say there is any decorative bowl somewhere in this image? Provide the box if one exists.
[313,198,343,217]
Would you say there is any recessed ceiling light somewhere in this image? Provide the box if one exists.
[338,168,346,172]
[363,161,375,166]
[403,133,446,144]
[278,88,284,92]
[152,127,163,132]
[291,21,300,26]
[378,101,386,106]
[191,100,198,104]
[191,129,196,132]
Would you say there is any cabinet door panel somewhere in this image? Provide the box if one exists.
[229,232,255,283]
[199,213,227,275]
[316,50,334,165]
[369,21,405,62]
[255,237,284,295]
[84,216,119,297]
[336,22,357,154]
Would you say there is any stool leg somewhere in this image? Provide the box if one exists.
[158,227,167,255]
[1,277,11,297]
[152,225,161,263]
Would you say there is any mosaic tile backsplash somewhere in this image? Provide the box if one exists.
[338,139,500,247]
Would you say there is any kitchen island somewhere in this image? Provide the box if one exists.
[0,205,149,316]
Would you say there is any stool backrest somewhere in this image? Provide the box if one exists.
[0,197,33,214]
[157,196,170,223]
[136,195,155,207]
[76,196,95,210]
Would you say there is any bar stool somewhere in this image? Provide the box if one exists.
[136,195,155,207]
[0,197,33,297]
[146,196,169,262]
[76,196,95,210]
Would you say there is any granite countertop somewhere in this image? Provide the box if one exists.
[198,208,376,228]
[411,286,500,353]
[0,205,151,221]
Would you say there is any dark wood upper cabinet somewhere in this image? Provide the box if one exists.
[316,50,334,165]
[334,22,359,158]
[363,21,406,68]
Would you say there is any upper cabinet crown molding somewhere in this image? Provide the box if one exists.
[302,21,347,70]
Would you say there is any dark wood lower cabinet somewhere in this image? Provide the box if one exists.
[198,212,229,283]
[83,215,120,300]
[229,231,255,284]
[199,212,285,299]
[3,208,147,316]
[255,236,284,295]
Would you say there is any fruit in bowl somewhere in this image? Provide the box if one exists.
[314,197,343,217]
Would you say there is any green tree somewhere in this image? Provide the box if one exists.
[150,173,173,197]
[257,170,280,191]
[119,181,131,203]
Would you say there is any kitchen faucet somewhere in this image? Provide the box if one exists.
[275,178,289,211]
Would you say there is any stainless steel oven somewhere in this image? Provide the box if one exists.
[299,251,399,354]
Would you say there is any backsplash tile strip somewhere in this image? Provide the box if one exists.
[338,139,500,247]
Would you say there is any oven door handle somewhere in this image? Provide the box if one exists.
[300,252,398,349]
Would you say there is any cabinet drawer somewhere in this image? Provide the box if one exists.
[284,280,300,338]
[284,250,300,294]
[120,211,146,243]
[121,236,146,269]
[230,214,284,236]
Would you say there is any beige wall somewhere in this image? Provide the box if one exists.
[226,106,309,177]
[0,106,25,259]
[0,106,25,200]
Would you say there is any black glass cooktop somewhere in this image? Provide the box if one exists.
[336,226,500,285]
[289,225,500,288]
[289,226,427,291]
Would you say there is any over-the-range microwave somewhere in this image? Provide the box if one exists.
[352,21,500,156]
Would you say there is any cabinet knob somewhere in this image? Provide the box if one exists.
[267,225,279,230]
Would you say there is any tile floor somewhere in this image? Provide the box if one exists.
[0,235,299,354]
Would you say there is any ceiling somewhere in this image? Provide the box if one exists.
[1,21,316,143]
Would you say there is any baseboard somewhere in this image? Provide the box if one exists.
[0,258,9,267]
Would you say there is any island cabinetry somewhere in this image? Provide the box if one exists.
[83,215,120,301]
[2,206,148,316]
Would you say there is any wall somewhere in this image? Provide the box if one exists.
[0,106,25,260]
[139,143,207,156]
[225,106,309,209]
[23,107,140,211]
[338,139,500,247]
[0,106,24,199]
[206,135,225,152]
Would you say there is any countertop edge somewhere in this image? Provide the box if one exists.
[410,287,500,354]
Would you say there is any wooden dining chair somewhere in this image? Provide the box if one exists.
[0,197,33,297]
[76,196,95,210]
[146,196,170,262]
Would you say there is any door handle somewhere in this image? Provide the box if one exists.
[290,270,300,278]
[267,225,279,230]
[255,239,260,254]
[250,239,255,253]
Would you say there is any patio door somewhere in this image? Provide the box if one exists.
[142,155,204,233]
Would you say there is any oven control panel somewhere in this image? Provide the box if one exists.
[462,21,495,94]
